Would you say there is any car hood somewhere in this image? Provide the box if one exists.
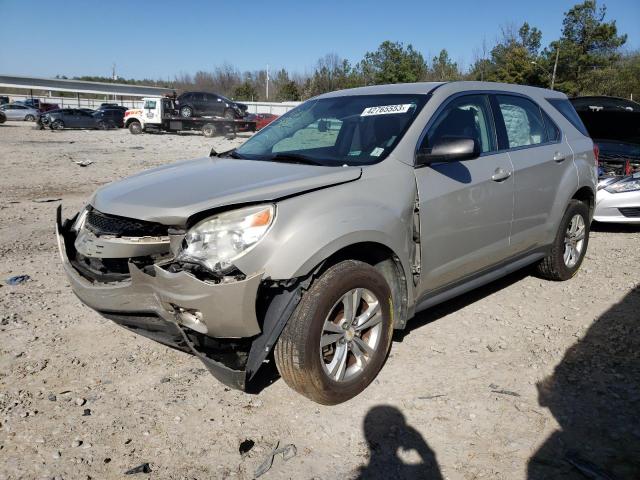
[91,157,361,226]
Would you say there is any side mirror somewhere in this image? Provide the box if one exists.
[416,137,480,166]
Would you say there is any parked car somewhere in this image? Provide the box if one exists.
[39,102,60,113]
[57,81,596,404]
[0,103,39,121]
[43,108,115,130]
[22,98,40,109]
[97,104,128,113]
[94,108,125,128]
[176,91,248,119]
[254,112,279,130]
[571,95,640,113]
[572,96,640,223]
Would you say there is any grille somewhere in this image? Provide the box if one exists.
[86,209,168,237]
[619,207,640,218]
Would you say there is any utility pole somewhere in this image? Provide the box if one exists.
[112,63,117,101]
[266,64,269,101]
[551,47,559,90]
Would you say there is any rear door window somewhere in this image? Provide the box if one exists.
[547,98,589,137]
[495,95,547,148]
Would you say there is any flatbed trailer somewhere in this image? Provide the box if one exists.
[124,97,256,138]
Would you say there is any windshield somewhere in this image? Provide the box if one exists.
[235,94,429,166]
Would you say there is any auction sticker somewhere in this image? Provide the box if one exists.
[361,104,413,116]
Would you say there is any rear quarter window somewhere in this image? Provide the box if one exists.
[542,110,561,142]
[547,98,589,137]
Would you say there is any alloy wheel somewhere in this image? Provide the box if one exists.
[563,214,586,268]
[320,288,383,382]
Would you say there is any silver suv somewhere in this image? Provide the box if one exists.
[57,81,597,404]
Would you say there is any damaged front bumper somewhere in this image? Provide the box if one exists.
[56,206,301,390]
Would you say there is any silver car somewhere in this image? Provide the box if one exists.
[57,81,597,404]
[0,103,39,121]
[595,174,640,223]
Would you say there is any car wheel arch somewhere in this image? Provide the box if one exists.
[263,237,412,330]
[572,186,595,215]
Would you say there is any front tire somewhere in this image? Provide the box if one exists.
[180,105,193,118]
[536,199,590,281]
[224,109,235,120]
[274,260,394,405]
[25,114,35,122]
[50,120,64,130]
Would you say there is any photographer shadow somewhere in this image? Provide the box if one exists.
[528,287,640,479]
[357,405,443,480]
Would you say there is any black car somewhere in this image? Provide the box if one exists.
[42,108,116,130]
[572,96,640,176]
[97,104,128,113]
[94,108,125,128]
[176,91,247,119]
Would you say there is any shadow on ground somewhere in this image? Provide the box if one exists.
[528,287,640,479]
[357,405,443,479]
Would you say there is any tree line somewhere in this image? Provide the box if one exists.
[59,1,638,102]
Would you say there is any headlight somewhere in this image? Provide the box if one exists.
[72,206,89,232]
[177,204,275,272]
[605,174,640,193]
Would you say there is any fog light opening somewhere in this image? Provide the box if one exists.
[174,306,208,335]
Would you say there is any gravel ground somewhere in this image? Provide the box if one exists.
[0,122,638,480]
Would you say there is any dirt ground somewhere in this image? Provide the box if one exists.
[0,121,638,480]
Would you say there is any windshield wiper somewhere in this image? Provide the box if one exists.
[267,153,324,166]
[211,148,244,159]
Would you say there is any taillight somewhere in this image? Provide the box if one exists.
[593,143,599,167]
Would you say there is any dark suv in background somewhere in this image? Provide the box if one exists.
[177,91,248,119]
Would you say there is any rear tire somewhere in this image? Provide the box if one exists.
[180,106,193,118]
[274,260,394,405]
[536,199,590,281]
[128,121,142,135]
[202,123,217,138]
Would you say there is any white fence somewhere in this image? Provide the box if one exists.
[0,93,301,115]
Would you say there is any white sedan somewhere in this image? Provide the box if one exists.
[594,174,640,223]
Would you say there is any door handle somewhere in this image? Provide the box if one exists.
[491,168,512,182]
[553,152,566,163]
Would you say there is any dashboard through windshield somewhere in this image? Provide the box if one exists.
[235,94,429,166]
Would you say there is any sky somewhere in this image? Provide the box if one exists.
[0,0,638,81]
